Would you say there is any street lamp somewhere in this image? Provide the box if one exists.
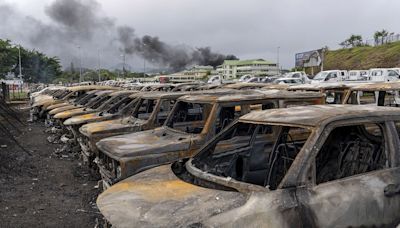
[142,43,146,77]
[277,46,280,75]
[77,45,83,82]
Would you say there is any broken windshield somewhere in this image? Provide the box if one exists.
[133,98,158,120]
[166,101,213,134]
[192,121,311,190]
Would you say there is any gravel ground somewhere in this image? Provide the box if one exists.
[0,104,102,228]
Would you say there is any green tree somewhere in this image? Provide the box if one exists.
[340,34,363,48]
[0,39,18,78]
[374,29,390,45]
[0,39,63,82]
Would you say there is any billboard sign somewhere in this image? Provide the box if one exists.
[295,49,324,68]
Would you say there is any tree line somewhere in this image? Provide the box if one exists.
[0,39,150,84]
[0,39,62,83]
[340,29,395,48]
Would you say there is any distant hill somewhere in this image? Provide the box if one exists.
[324,41,400,70]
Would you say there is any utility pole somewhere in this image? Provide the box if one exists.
[97,50,101,82]
[143,58,146,77]
[18,45,22,80]
[77,45,82,82]
[143,43,146,77]
[277,46,280,75]
[120,54,126,78]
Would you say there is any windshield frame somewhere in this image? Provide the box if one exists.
[164,100,216,135]
[188,119,314,192]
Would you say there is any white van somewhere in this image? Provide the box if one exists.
[347,70,369,81]
[311,70,347,83]
[369,68,400,82]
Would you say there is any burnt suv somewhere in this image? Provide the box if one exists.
[98,105,400,227]
[95,90,324,188]
[77,91,187,164]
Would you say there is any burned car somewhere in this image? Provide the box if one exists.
[288,83,352,104]
[222,82,266,90]
[51,90,126,125]
[97,105,400,227]
[78,91,193,165]
[31,85,115,119]
[78,90,237,165]
[344,81,400,106]
[76,92,187,162]
[95,90,324,187]
[46,89,108,115]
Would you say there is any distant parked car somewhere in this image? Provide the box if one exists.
[244,77,264,83]
[273,77,303,85]
[284,71,311,83]
[347,70,369,81]
[369,68,400,82]
[238,74,252,82]
[311,70,348,83]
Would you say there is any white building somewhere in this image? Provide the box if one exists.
[217,59,278,79]
[165,65,213,83]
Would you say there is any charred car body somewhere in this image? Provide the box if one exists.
[95,90,324,187]
[31,85,115,120]
[98,105,400,227]
[344,81,400,106]
[78,92,194,164]
[288,83,353,104]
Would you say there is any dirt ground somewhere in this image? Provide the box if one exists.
[0,104,102,227]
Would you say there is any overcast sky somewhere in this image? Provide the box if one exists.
[1,0,399,70]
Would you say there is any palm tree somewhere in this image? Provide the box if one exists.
[381,29,389,44]
[374,31,382,46]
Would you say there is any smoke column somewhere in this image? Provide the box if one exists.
[0,0,237,72]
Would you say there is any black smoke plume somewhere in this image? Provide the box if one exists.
[0,0,237,72]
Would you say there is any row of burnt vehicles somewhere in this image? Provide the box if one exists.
[31,81,400,227]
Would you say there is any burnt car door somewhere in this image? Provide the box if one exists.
[296,120,400,227]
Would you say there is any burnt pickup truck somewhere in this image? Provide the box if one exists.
[97,105,400,227]
[344,81,400,106]
[288,82,353,104]
[78,91,194,164]
[95,90,324,188]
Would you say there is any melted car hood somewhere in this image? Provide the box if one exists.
[79,118,132,137]
[32,97,56,107]
[53,108,94,119]
[96,127,192,159]
[48,104,80,115]
[63,112,112,126]
[97,165,246,228]
[47,102,70,111]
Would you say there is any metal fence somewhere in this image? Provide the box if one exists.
[364,34,400,47]
[1,82,30,101]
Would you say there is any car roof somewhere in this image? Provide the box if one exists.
[261,84,289,90]
[67,85,117,92]
[288,83,351,90]
[349,82,400,91]
[179,90,323,103]
[240,104,400,127]
[140,91,192,99]
[93,90,116,95]
[109,90,137,96]
[222,82,265,89]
